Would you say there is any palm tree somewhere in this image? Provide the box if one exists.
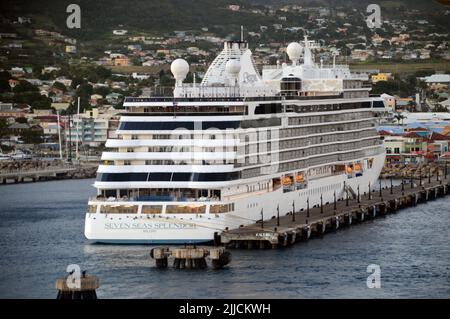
[394,113,406,126]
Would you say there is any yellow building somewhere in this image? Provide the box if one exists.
[113,56,129,66]
[371,73,392,83]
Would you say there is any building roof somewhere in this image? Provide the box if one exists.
[378,130,393,136]
[403,132,423,138]
[8,123,29,129]
[428,132,450,141]
[424,74,450,83]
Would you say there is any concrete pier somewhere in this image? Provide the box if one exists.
[55,272,99,299]
[150,246,231,269]
[0,164,97,184]
[220,176,450,249]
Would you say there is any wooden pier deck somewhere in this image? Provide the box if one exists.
[220,176,450,249]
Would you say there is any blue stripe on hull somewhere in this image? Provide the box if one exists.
[88,239,213,245]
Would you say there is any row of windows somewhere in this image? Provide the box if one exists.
[285,102,372,114]
[240,147,384,179]
[118,118,282,131]
[98,172,241,182]
[278,131,377,150]
[88,203,238,215]
[119,121,241,131]
[116,130,377,155]
[242,138,379,165]
[288,111,371,126]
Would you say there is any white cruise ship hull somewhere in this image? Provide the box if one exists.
[85,152,385,244]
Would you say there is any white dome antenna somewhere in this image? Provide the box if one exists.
[171,58,189,86]
[286,42,302,66]
[225,59,241,86]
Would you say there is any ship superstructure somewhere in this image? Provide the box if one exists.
[85,36,386,243]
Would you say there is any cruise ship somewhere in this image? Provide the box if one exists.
[85,36,386,243]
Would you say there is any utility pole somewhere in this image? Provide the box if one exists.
[260,208,264,229]
[56,110,63,160]
[320,194,323,214]
[277,204,280,227]
[68,112,72,163]
[357,185,360,203]
[333,191,336,211]
[307,197,310,218]
[75,96,80,162]
[292,200,295,222]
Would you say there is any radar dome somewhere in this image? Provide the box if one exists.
[286,42,302,63]
[171,58,189,82]
[225,59,241,76]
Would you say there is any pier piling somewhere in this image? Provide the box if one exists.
[150,246,231,269]
[55,272,99,299]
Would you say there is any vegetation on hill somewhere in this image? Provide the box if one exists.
[0,0,279,40]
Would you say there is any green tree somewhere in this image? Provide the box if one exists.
[52,81,67,92]
[0,118,9,138]
[0,71,11,93]
[93,86,111,97]
[21,129,43,144]
[31,96,52,109]
[15,117,28,124]
[13,80,38,93]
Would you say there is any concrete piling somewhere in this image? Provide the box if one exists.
[150,246,231,269]
[55,272,99,299]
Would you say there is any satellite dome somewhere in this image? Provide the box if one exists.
[225,59,241,76]
[286,42,302,62]
[171,58,189,81]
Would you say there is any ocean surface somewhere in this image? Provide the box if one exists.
[0,178,449,299]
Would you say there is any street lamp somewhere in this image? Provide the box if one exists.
[292,200,295,222]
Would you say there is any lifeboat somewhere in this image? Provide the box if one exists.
[346,166,353,174]
[282,176,292,186]
[354,163,361,172]
[295,173,304,183]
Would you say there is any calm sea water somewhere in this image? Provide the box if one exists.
[0,179,449,299]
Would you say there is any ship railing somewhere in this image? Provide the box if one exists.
[89,196,220,203]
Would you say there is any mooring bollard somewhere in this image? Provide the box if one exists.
[55,271,99,299]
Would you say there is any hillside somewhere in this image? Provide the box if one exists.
[1,0,447,40]
[0,0,278,40]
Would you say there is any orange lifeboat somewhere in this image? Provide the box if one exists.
[295,174,304,183]
[354,163,361,172]
[282,176,292,186]
[346,166,353,174]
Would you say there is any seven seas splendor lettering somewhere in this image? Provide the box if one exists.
[105,222,196,230]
